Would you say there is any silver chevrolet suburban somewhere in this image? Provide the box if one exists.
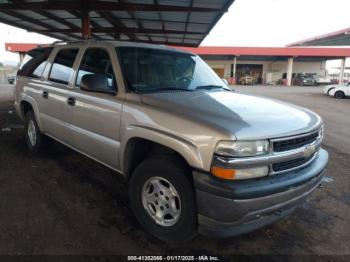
[14,41,328,243]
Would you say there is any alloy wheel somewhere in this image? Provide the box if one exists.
[27,120,37,146]
[141,176,181,227]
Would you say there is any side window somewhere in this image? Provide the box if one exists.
[76,48,116,90]
[49,48,79,85]
[17,47,53,78]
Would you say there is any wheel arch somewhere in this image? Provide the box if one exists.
[19,96,43,131]
[121,129,204,180]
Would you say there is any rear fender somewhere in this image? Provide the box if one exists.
[20,94,43,131]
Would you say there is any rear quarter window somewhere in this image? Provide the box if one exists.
[17,47,53,78]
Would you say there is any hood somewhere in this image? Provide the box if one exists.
[140,90,322,140]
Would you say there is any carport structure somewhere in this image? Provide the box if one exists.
[287,28,350,83]
[0,0,234,47]
[287,27,350,47]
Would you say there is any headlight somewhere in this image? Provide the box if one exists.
[211,165,269,180]
[215,140,269,157]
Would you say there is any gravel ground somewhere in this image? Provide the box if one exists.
[0,84,349,259]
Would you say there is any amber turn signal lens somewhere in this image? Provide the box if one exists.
[211,166,236,180]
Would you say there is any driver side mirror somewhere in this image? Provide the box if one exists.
[80,73,116,95]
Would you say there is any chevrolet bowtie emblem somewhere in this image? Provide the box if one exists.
[304,144,316,158]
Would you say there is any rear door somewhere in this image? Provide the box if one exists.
[64,45,123,170]
[40,47,80,140]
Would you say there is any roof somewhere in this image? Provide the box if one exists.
[287,27,350,46]
[176,46,350,58]
[0,0,235,47]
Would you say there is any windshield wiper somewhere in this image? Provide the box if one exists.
[195,85,230,91]
[135,87,193,93]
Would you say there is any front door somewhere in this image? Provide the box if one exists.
[64,47,123,170]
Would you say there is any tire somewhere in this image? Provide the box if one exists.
[25,111,51,153]
[334,91,345,99]
[129,156,197,244]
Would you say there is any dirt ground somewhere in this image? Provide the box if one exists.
[0,84,349,258]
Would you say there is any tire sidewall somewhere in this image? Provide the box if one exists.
[129,158,197,244]
[25,111,42,152]
[335,91,345,99]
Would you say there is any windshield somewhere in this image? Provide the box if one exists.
[117,47,228,93]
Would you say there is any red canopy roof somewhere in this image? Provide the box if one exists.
[177,46,350,58]
[5,43,42,53]
[5,42,350,58]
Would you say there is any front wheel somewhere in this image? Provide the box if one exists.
[334,91,345,99]
[129,156,197,244]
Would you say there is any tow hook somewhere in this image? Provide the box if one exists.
[320,176,334,188]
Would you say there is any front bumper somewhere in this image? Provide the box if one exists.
[323,87,331,95]
[328,89,336,96]
[193,148,329,238]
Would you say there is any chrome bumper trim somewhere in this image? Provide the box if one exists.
[213,138,322,169]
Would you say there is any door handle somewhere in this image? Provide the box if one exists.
[42,91,49,99]
[67,97,76,106]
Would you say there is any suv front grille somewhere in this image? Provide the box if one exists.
[273,131,319,152]
[272,154,315,172]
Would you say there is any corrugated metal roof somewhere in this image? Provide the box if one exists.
[0,0,235,47]
[287,27,350,47]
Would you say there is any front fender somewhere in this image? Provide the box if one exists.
[120,124,204,172]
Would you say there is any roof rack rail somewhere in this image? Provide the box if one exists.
[52,40,66,45]
[52,39,99,45]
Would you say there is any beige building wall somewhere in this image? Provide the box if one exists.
[204,59,327,84]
